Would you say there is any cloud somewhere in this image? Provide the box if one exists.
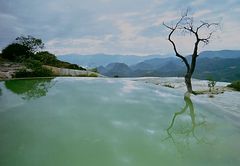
[192,9,212,18]
[0,0,240,55]
[152,11,179,26]
[233,7,240,12]
[190,0,207,6]
[46,36,108,55]
[153,0,168,5]
[0,13,24,48]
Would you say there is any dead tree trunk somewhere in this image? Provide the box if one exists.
[163,11,219,93]
[185,72,193,93]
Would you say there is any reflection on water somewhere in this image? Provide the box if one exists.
[0,78,240,165]
[4,78,55,100]
[163,92,207,152]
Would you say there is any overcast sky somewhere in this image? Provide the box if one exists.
[0,0,240,56]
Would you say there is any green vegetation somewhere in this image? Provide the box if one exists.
[77,73,98,77]
[15,35,44,53]
[1,43,32,61]
[0,55,4,63]
[15,59,53,78]
[0,35,87,78]
[88,73,98,77]
[227,80,240,91]
[35,51,86,70]
[5,78,54,100]
[193,58,240,82]
[207,76,216,92]
[89,68,98,73]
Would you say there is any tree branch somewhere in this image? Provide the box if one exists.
[163,15,190,72]
[197,21,219,33]
[199,32,214,45]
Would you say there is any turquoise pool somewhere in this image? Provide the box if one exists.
[0,77,240,166]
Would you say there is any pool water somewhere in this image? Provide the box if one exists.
[0,78,240,166]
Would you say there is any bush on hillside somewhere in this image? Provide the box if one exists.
[1,43,32,61]
[89,68,98,73]
[55,61,86,70]
[35,51,86,70]
[88,73,98,77]
[15,59,53,78]
[35,51,57,65]
[15,68,52,78]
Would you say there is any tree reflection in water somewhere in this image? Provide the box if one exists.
[5,78,55,100]
[163,92,207,152]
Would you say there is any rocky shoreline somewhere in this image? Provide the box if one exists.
[0,61,101,80]
[0,62,25,80]
[133,77,234,96]
[43,65,102,77]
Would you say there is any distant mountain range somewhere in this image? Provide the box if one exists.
[58,50,240,82]
[57,54,166,67]
[196,50,240,59]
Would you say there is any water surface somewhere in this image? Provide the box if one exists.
[0,78,240,166]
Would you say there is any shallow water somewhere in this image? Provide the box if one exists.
[0,77,240,166]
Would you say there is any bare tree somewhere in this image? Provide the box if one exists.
[163,10,219,93]
[15,35,44,53]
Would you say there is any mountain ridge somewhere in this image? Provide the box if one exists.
[58,53,165,67]
[58,50,240,68]
[97,56,240,82]
[58,50,240,82]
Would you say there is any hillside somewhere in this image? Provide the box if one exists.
[97,57,240,82]
[98,63,132,77]
[58,50,240,68]
[57,54,164,67]
[198,50,240,59]
[57,50,240,81]
[194,58,240,81]
[0,36,94,79]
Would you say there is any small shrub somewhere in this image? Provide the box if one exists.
[163,83,174,88]
[15,59,53,78]
[227,80,240,91]
[67,63,84,70]
[0,55,4,63]
[207,77,216,92]
[208,94,215,98]
[15,69,33,78]
[89,68,98,73]
[88,73,98,77]
[15,68,52,78]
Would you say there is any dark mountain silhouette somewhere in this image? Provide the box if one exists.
[98,63,133,77]
[98,57,240,82]
[58,50,240,68]
[59,50,240,81]
[58,54,163,68]
[198,50,240,59]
